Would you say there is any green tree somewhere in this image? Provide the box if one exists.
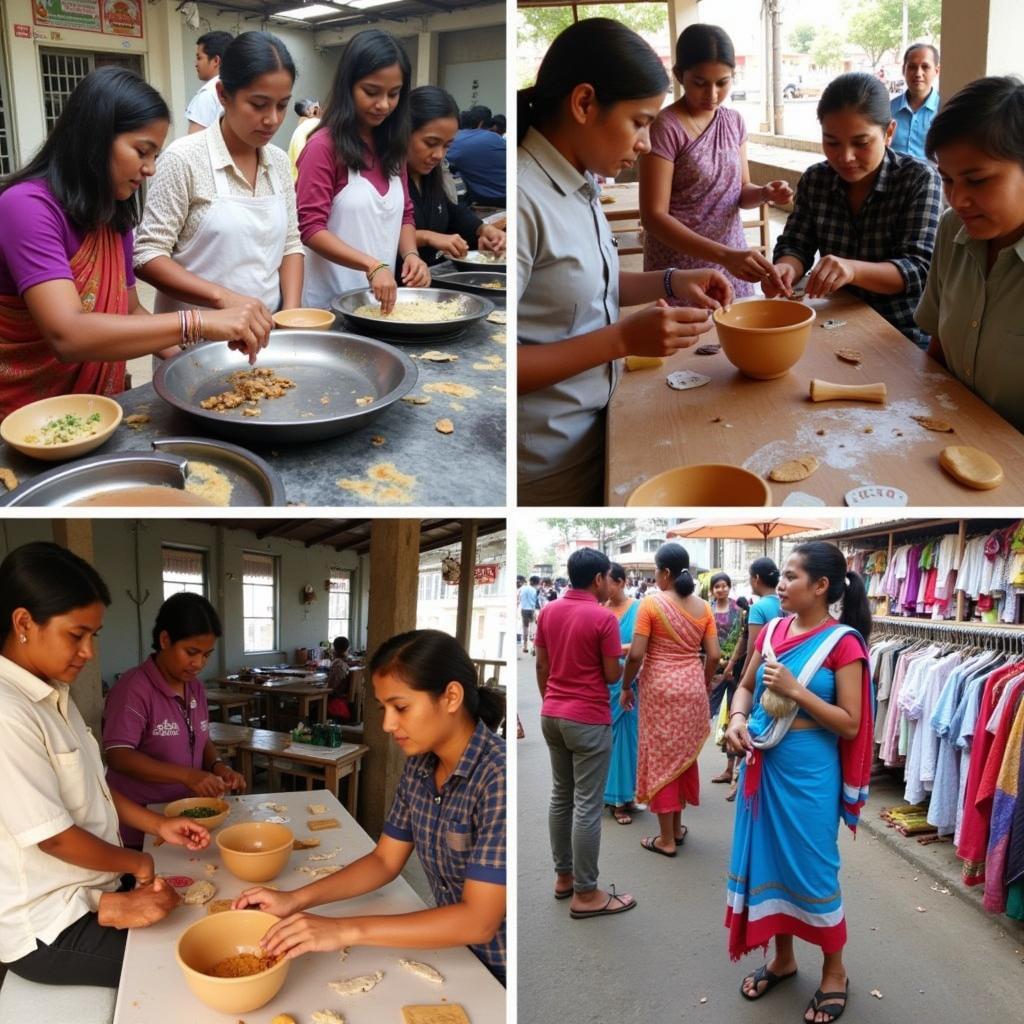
[845,0,942,68]
[516,531,534,576]
[811,28,845,72]
[518,3,667,47]
[789,23,816,54]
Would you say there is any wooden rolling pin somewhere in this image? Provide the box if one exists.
[809,379,887,403]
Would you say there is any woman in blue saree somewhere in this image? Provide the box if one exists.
[723,541,875,1024]
[605,562,640,824]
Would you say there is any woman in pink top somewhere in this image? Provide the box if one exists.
[297,30,430,313]
[104,593,245,848]
[640,24,793,302]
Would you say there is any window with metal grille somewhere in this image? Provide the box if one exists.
[162,546,207,600]
[40,50,94,132]
[242,552,277,653]
[327,570,351,642]
[0,41,13,175]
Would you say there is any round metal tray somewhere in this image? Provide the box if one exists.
[331,287,494,341]
[432,271,506,300]
[448,252,506,272]
[0,439,286,507]
[153,329,417,443]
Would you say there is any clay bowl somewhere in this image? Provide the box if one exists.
[713,298,815,379]
[216,821,294,882]
[176,910,289,1013]
[164,796,230,831]
[1,394,122,461]
[626,464,772,507]
[272,307,335,330]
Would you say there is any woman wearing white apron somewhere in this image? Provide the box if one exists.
[296,29,429,314]
[134,32,302,349]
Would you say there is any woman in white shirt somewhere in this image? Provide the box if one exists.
[135,31,303,338]
[0,542,209,988]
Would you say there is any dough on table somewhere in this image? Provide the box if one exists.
[183,879,216,905]
[293,837,321,850]
[308,817,340,831]
[401,1006,471,1024]
[206,899,234,915]
[270,1016,297,1024]
[311,1012,346,1024]
[328,970,384,995]
[399,959,444,984]
[308,803,327,815]
[912,414,954,433]
[768,455,820,483]
[939,445,1004,490]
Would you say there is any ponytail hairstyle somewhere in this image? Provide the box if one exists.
[749,556,780,589]
[654,541,695,598]
[674,23,736,76]
[0,542,111,644]
[790,541,873,642]
[817,72,893,130]
[609,561,627,583]
[219,31,295,96]
[518,17,668,144]
[369,629,503,731]
[319,28,411,178]
[151,592,222,653]
[0,66,169,234]
[409,85,460,217]
[925,75,1024,168]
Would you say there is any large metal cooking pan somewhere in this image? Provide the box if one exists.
[447,251,506,272]
[0,439,286,507]
[331,287,494,341]
[432,271,506,301]
[153,329,417,443]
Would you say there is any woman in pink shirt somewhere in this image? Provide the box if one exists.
[104,593,245,848]
[296,29,430,313]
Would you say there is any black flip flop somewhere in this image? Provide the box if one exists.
[640,835,676,857]
[553,887,573,900]
[569,884,637,919]
[805,981,849,1022]
[739,963,798,1001]
[675,825,689,847]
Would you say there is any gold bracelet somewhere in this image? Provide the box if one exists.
[366,261,389,282]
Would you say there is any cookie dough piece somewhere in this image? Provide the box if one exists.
[435,418,454,434]
[207,899,234,915]
[259,802,288,814]
[124,413,150,428]
[293,837,321,850]
[834,348,863,364]
[402,395,432,405]
[328,970,384,996]
[183,879,216,905]
[399,959,444,984]
[308,803,327,815]
[0,468,19,491]
[416,351,458,362]
[912,414,954,432]
[768,455,820,483]
[486,310,507,325]
[308,818,340,831]
[271,1016,297,1024]
[311,1012,346,1024]
[939,445,1004,490]
[624,355,664,371]
[401,1006,471,1024]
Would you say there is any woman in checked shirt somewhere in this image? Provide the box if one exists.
[763,73,943,349]
[234,630,507,983]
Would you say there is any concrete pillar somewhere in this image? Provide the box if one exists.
[939,0,1024,102]
[416,30,438,88]
[52,520,104,738]
[666,0,701,100]
[360,519,421,838]
[454,521,479,649]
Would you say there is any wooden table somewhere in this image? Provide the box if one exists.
[208,722,368,814]
[216,677,328,728]
[606,290,1024,506]
[203,687,256,724]
[598,181,640,221]
[114,789,505,1024]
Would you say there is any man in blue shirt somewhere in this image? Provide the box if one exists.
[520,575,540,653]
[448,105,506,207]
[890,42,941,161]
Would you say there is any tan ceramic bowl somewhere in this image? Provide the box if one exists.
[164,796,230,831]
[216,821,294,882]
[626,464,772,507]
[272,307,335,330]
[175,910,289,1013]
[0,394,122,461]
[713,299,815,379]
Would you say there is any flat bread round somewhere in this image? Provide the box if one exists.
[435,418,455,434]
[769,454,820,483]
[912,414,954,432]
[835,348,862,364]
[939,445,1004,490]
[183,879,216,905]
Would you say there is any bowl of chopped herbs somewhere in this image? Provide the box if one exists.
[1,394,122,461]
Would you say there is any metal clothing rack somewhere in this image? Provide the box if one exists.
[873,616,1024,655]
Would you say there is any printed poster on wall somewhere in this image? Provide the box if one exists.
[32,0,102,33]
[102,0,143,38]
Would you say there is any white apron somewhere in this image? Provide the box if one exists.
[154,130,287,314]
[301,166,404,310]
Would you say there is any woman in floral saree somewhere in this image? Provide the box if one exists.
[723,541,874,1024]
[621,542,718,856]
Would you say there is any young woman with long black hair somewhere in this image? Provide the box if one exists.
[297,29,430,313]
[0,68,267,420]
[405,85,505,266]
[234,629,507,983]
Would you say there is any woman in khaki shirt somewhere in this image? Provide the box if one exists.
[0,542,209,988]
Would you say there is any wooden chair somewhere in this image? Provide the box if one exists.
[741,201,772,256]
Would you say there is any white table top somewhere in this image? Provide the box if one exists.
[113,789,505,1024]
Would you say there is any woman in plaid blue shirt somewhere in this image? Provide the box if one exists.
[764,73,943,349]
[234,630,507,983]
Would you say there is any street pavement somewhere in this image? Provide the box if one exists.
[516,649,1024,1023]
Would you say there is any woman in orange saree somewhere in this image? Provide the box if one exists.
[621,541,719,856]
[0,68,271,422]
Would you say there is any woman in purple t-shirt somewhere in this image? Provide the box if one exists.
[0,68,271,422]
[104,592,245,848]
[640,24,793,302]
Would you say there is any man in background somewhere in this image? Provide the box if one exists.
[890,42,941,161]
[186,30,234,134]
[520,575,540,654]
[447,104,506,208]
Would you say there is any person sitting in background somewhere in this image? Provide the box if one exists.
[288,97,321,180]
[326,635,354,721]
[447,105,507,208]
[488,114,507,136]
[890,43,941,161]
[186,30,234,134]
